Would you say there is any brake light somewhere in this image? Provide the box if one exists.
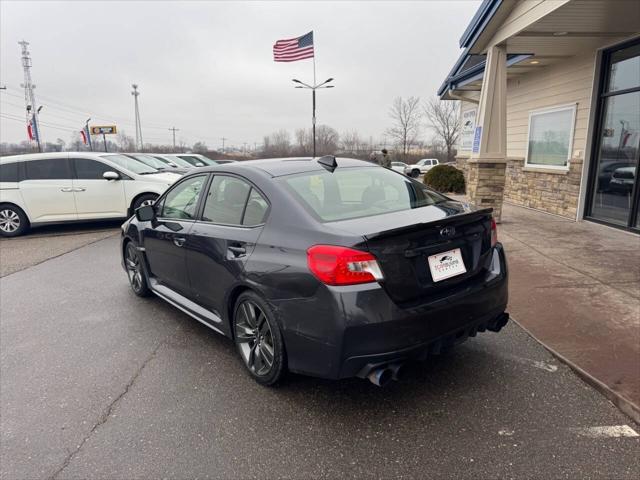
[491,218,498,247]
[307,245,384,286]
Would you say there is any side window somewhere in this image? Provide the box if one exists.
[243,188,269,226]
[0,162,20,182]
[72,158,113,179]
[24,158,71,180]
[202,176,251,225]
[160,175,206,220]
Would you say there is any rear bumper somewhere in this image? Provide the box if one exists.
[275,244,509,380]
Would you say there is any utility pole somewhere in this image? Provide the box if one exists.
[131,84,143,150]
[221,137,226,153]
[19,40,42,152]
[169,127,179,151]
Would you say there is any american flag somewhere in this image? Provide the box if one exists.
[273,31,314,62]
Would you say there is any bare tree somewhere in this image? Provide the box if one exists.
[340,130,364,154]
[294,128,311,155]
[386,96,421,157]
[315,125,339,156]
[192,141,208,153]
[116,131,135,151]
[262,129,291,157]
[423,98,460,162]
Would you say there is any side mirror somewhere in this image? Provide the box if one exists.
[103,171,120,181]
[135,205,156,222]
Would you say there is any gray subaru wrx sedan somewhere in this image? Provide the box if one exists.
[121,156,508,386]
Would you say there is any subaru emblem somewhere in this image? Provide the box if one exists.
[440,226,456,238]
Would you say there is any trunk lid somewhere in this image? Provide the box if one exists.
[329,201,494,305]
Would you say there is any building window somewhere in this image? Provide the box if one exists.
[525,104,577,169]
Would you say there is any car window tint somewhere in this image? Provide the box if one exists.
[24,158,71,180]
[161,175,206,220]
[73,158,113,179]
[202,176,251,225]
[283,167,446,222]
[0,162,20,182]
[242,188,268,226]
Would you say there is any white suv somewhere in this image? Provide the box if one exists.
[0,152,181,237]
[404,158,440,178]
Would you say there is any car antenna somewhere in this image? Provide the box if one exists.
[317,155,337,173]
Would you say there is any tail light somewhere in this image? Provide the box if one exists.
[490,218,498,247]
[307,245,384,286]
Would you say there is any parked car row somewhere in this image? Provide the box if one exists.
[0,151,233,237]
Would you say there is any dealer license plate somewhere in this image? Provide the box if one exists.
[427,248,467,282]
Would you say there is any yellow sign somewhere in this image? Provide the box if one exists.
[90,125,117,135]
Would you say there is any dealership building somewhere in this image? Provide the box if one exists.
[438,0,639,232]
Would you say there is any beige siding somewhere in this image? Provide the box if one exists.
[505,52,597,159]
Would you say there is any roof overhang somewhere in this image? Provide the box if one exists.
[438,0,640,99]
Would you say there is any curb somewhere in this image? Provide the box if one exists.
[510,316,640,425]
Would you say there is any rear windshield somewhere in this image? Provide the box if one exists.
[282,167,447,222]
[178,155,217,166]
[100,154,157,174]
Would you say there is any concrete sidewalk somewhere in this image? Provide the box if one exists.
[495,202,640,422]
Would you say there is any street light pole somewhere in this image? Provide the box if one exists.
[292,78,334,158]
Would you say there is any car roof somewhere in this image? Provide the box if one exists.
[189,157,377,178]
[0,151,126,164]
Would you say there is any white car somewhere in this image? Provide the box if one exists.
[404,158,440,178]
[391,161,408,174]
[0,152,181,237]
[162,153,218,168]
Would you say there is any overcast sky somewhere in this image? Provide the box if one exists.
[1,0,479,150]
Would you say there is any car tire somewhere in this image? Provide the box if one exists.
[233,291,286,386]
[124,241,152,297]
[411,169,420,178]
[131,193,158,213]
[0,204,29,237]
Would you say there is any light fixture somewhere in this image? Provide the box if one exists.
[553,31,568,36]
[530,60,540,65]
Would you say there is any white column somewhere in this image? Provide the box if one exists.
[467,44,508,222]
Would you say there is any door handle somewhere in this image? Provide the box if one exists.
[173,237,186,247]
[228,245,247,257]
[73,187,86,192]
[60,187,73,192]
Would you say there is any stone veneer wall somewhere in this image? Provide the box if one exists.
[503,157,583,219]
[456,155,583,220]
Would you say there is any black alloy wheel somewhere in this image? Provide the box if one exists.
[233,291,286,385]
[125,242,151,297]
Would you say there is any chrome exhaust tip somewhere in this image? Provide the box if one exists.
[367,367,393,387]
[388,362,407,382]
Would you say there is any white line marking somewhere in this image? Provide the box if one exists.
[573,425,639,438]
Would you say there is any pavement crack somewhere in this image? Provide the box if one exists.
[48,339,165,480]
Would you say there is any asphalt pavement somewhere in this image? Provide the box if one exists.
[1,235,639,479]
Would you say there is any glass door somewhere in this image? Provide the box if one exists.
[586,39,640,232]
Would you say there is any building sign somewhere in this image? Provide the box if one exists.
[472,126,482,154]
[90,125,117,135]
[460,108,477,151]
